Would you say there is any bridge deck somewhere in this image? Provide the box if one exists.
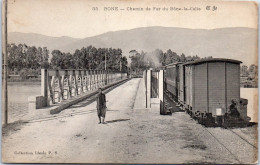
[2,78,257,164]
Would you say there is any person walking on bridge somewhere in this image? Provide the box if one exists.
[96,88,107,124]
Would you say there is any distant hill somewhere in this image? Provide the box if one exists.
[8,27,258,66]
[8,32,80,51]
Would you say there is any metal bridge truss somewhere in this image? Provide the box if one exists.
[44,69,127,105]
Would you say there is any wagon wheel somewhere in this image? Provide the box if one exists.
[163,104,168,115]
[215,116,223,127]
[200,113,207,125]
[190,112,195,118]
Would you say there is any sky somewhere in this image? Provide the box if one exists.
[7,0,258,38]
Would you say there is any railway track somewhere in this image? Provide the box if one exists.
[164,91,257,164]
[228,129,258,149]
[204,126,257,164]
[204,128,242,164]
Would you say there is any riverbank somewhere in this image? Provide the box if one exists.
[241,88,258,123]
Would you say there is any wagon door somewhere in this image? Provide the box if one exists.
[179,65,185,104]
[208,62,226,114]
[193,63,207,113]
[185,66,192,108]
[226,63,241,115]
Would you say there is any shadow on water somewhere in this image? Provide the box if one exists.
[106,119,130,123]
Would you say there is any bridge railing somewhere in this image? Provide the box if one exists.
[40,69,127,107]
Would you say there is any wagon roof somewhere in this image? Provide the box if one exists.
[183,58,242,65]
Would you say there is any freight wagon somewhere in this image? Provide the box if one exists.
[164,63,182,102]
[163,58,250,127]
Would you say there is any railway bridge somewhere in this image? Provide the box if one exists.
[27,69,128,115]
[3,72,257,164]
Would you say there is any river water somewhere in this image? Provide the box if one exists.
[240,88,258,123]
[7,82,41,122]
[6,82,258,123]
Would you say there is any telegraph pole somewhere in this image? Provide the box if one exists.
[105,52,107,71]
[119,60,122,72]
[88,51,92,70]
[105,52,107,85]
[3,0,8,125]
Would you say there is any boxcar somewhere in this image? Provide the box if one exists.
[164,63,182,101]
[182,58,246,125]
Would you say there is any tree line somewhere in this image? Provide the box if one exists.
[7,43,128,78]
[129,49,212,74]
[241,64,258,78]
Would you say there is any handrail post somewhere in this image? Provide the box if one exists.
[41,69,48,106]
[90,70,92,90]
[102,70,105,86]
[97,70,100,88]
[92,70,95,90]
[83,70,87,92]
[86,70,90,91]
[68,70,73,97]
[74,70,79,95]
[105,70,108,85]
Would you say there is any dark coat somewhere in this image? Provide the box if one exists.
[97,93,106,117]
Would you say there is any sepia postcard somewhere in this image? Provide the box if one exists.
[1,0,258,164]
